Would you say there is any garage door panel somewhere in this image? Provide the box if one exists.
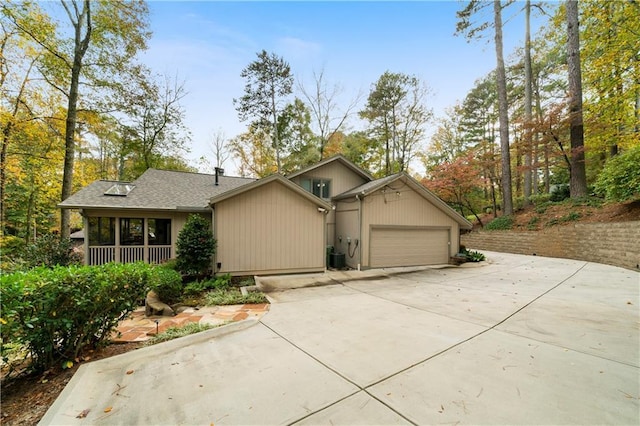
[370,228,449,267]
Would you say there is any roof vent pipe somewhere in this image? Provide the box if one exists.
[214,167,224,186]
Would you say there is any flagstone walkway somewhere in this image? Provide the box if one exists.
[112,304,270,343]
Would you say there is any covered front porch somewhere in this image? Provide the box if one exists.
[82,212,190,266]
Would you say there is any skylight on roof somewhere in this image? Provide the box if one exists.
[104,183,135,196]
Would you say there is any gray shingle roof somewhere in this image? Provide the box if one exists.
[58,169,256,211]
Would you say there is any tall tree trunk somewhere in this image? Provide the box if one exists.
[493,0,513,215]
[566,0,588,198]
[532,131,539,194]
[60,0,92,239]
[523,0,533,203]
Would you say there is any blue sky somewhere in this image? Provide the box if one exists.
[142,1,551,174]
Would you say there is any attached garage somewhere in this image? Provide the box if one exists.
[333,173,473,269]
[369,226,450,267]
[210,175,331,276]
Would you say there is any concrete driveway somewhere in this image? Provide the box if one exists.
[40,252,639,425]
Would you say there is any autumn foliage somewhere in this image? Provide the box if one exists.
[422,152,486,222]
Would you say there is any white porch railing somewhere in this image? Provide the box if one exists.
[87,245,172,265]
[89,246,115,265]
[120,246,144,263]
[149,246,171,264]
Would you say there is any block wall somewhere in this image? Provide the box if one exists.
[461,221,640,271]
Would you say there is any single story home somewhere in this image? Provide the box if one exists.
[59,155,472,275]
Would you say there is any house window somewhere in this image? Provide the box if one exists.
[120,218,144,246]
[148,219,171,245]
[88,217,115,246]
[301,178,331,199]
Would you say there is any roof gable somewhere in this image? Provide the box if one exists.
[334,172,473,229]
[209,174,332,210]
[286,154,373,182]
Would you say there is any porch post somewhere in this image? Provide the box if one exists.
[143,218,149,263]
[115,217,120,263]
[82,213,89,266]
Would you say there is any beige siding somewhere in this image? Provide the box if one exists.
[361,186,460,267]
[334,200,361,268]
[290,161,368,198]
[291,162,368,247]
[370,227,449,267]
[214,180,325,275]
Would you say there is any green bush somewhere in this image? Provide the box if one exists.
[463,249,486,262]
[595,145,640,201]
[22,233,82,268]
[0,262,164,372]
[161,258,179,271]
[184,273,232,295]
[176,215,216,276]
[484,215,514,231]
[527,216,540,230]
[147,266,183,303]
[550,184,570,202]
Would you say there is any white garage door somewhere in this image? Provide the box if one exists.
[370,227,449,267]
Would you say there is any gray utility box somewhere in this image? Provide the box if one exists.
[329,252,346,269]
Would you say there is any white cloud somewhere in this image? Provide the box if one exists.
[276,37,322,60]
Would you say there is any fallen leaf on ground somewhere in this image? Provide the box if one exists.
[104,407,112,413]
[126,370,134,375]
[76,409,90,418]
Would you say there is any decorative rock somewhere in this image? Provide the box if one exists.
[145,290,175,317]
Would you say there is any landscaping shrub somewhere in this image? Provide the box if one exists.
[147,266,183,303]
[461,249,485,262]
[22,233,82,268]
[0,262,165,372]
[184,273,232,295]
[176,214,216,276]
[484,215,513,230]
[161,258,179,271]
[594,144,640,201]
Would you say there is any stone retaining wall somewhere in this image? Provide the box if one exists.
[461,221,640,271]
